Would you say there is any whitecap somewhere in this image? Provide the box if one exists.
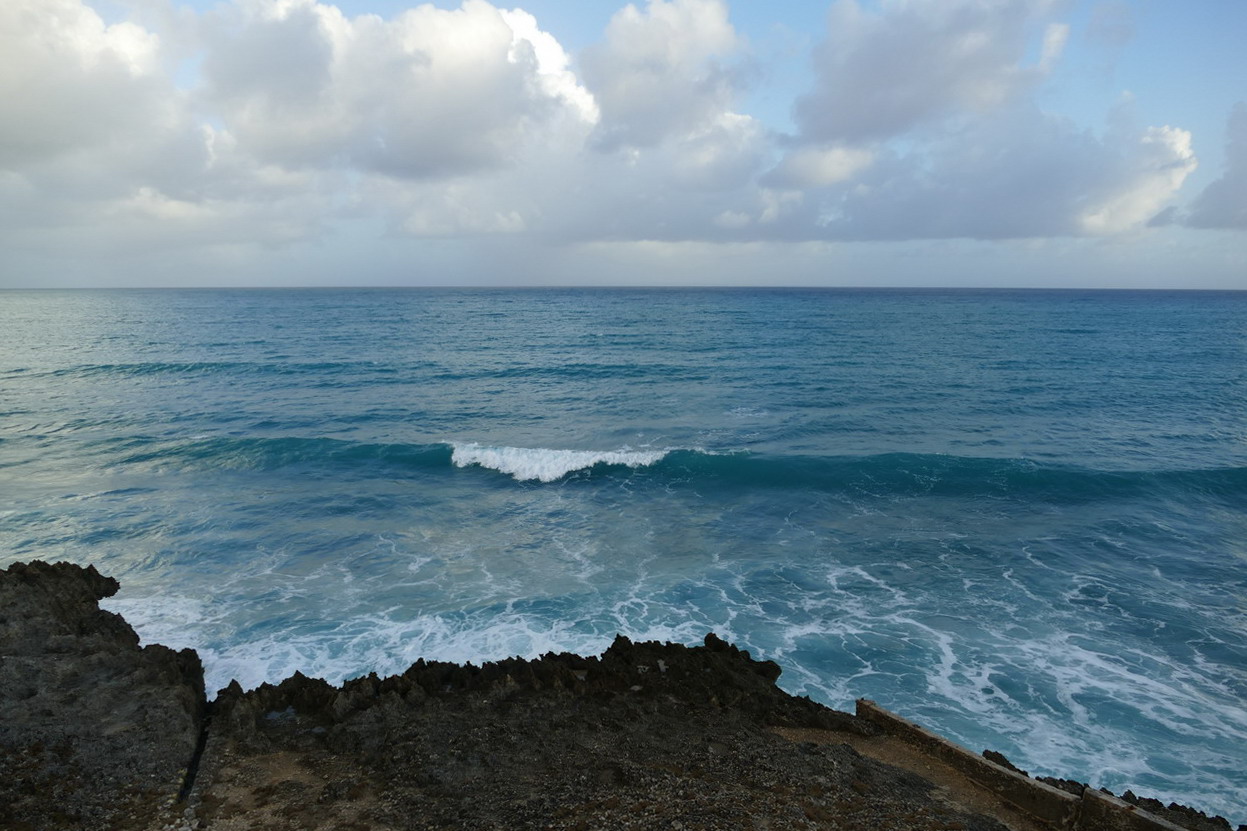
[450,442,668,482]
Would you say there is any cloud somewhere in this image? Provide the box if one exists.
[1087,1,1134,49]
[0,0,347,259]
[762,144,875,189]
[0,0,202,184]
[1,0,604,252]
[580,0,742,150]
[199,0,592,179]
[498,8,599,124]
[1080,125,1196,234]
[794,0,1060,143]
[1038,22,1070,73]
[0,0,229,250]
[747,108,1197,242]
[1186,103,1247,230]
[0,0,164,166]
[753,1,1195,243]
[0,0,1236,289]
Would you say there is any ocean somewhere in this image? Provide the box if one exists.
[1,287,1244,820]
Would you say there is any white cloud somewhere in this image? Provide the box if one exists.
[1081,125,1196,234]
[755,1,1196,243]
[580,0,742,150]
[1038,22,1070,72]
[665,112,769,190]
[499,8,599,124]
[764,144,875,188]
[1187,103,1247,230]
[0,0,231,252]
[714,210,751,229]
[199,0,593,178]
[0,0,607,253]
[0,0,173,166]
[0,0,1239,289]
[761,108,1198,242]
[758,189,803,225]
[794,0,1060,142]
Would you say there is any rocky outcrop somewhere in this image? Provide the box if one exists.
[210,631,872,747]
[196,634,1006,831]
[0,561,205,831]
[1115,792,1245,831]
[2,560,1242,831]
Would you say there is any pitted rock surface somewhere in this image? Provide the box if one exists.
[0,560,205,831]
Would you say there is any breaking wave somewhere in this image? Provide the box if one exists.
[449,443,670,482]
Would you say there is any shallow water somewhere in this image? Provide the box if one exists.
[2,288,1244,820]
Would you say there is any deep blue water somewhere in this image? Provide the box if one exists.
[1,288,1245,820]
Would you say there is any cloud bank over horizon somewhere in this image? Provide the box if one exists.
[1,0,1243,287]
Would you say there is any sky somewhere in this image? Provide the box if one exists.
[1,0,1245,288]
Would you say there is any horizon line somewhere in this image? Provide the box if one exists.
[3,285,1245,293]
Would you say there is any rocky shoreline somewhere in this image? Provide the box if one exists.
[1,560,1241,831]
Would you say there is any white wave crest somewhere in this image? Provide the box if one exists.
[451,443,668,482]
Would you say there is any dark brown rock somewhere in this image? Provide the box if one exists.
[983,749,1027,776]
[1037,776,1087,797]
[195,635,1004,831]
[0,560,206,831]
[1118,790,1243,831]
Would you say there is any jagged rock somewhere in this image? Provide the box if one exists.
[0,560,206,831]
[196,636,1001,831]
[983,748,1027,776]
[1118,790,1242,831]
[1038,775,1087,797]
[210,631,875,752]
[3,561,1238,831]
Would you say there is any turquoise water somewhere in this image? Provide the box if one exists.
[1,288,1244,820]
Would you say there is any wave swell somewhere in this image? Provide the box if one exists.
[104,436,1247,501]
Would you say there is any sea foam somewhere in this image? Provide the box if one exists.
[450,443,668,482]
